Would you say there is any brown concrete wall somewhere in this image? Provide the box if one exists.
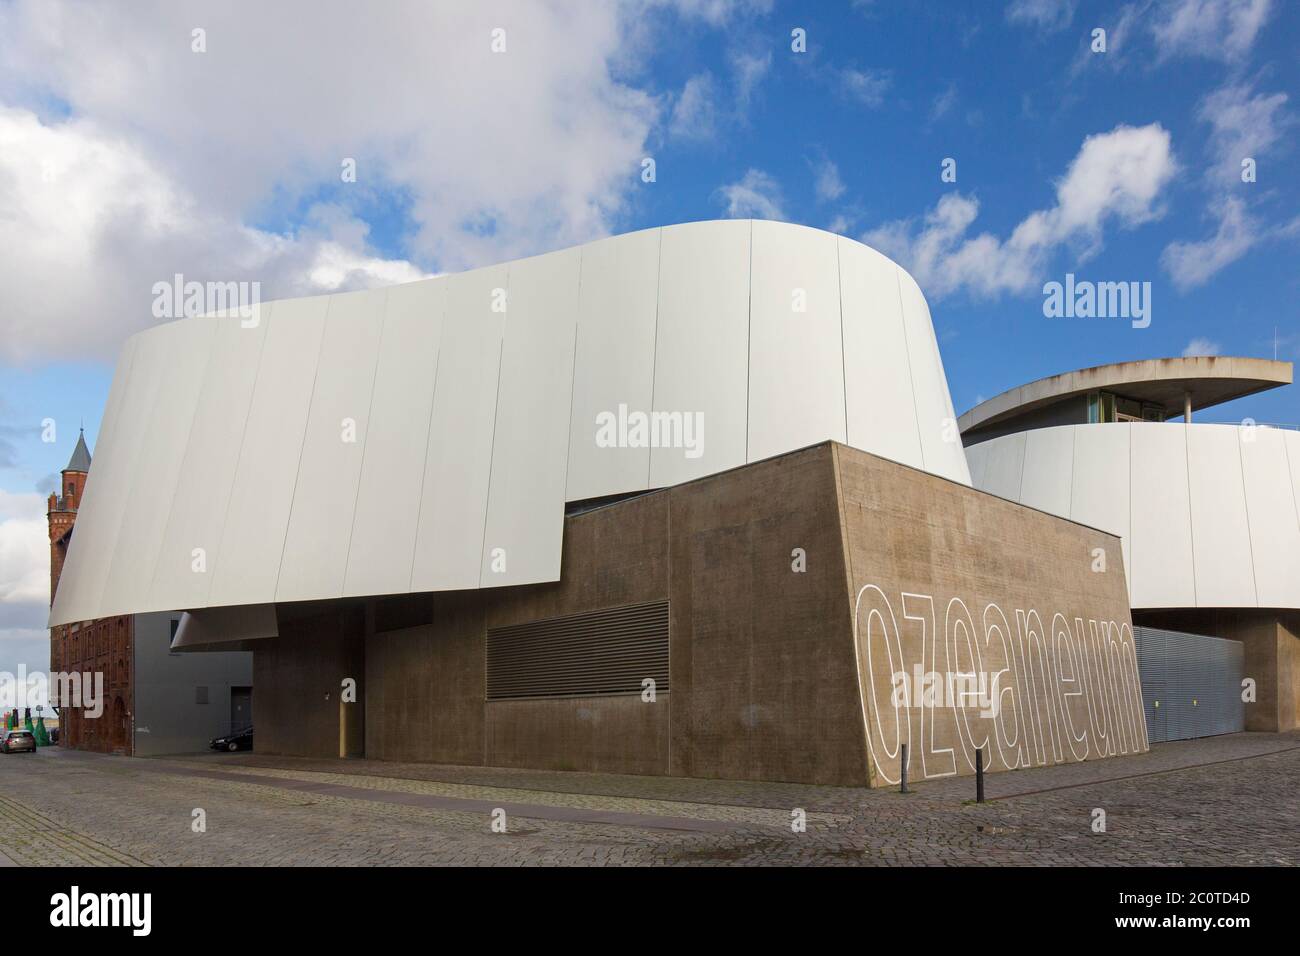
[1133,608,1300,732]
[833,444,1144,788]
[254,441,1147,788]
[255,605,364,759]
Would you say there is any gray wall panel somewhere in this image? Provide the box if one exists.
[896,268,968,483]
[1239,427,1300,607]
[1186,426,1256,607]
[1129,423,1195,608]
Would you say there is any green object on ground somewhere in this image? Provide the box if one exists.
[33,717,50,747]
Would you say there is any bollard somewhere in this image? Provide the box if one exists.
[975,747,985,803]
[900,743,909,793]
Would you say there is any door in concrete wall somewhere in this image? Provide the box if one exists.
[230,686,252,733]
[1134,626,1244,743]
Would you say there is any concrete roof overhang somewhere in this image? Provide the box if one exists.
[958,356,1293,436]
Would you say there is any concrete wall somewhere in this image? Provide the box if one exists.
[835,444,1144,787]
[254,605,364,759]
[254,441,1141,787]
[132,611,253,755]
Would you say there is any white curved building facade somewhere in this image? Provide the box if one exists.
[50,220,967,627]
[966,422,1300,610]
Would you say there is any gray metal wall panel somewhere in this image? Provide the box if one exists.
[1134,626,1244,743]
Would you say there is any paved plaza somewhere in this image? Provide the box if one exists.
[1,732,1297,866]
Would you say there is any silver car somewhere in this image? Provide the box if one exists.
[1,730,36,754]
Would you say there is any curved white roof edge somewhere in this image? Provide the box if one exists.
[51,219,969,627]
[966,422,1300,610]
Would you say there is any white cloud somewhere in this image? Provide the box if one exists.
[716,169,785,220]
[865,124,1177,299]
[1006,0,1078,32]
[811,157,846,202]
[1198,82,1290,186]
[1161,196,1257,289]
[930,84,958,122]
[730,49,772,107]
[1152,0,1272,60]
[1182,336,1222,356]
[0,0,663,363]
[669,72,721,141]
[0,489,48,614]
[839,68,892,107]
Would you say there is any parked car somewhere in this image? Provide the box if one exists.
[1,730,37,754]
[210,726,253,752]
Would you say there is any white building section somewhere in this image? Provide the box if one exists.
[50,220,970,626]
[965,422,1300,610]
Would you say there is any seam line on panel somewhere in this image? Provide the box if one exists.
[562,248,583,503]
[205,305,273,607]
[894,268,926,470]
[1182,423,1199,608]
[272,296,334,601]
[1235,429,1260,606]
[1282,434,1300,596]
[142,317,221,608]
[744,219,753,463]
[407,286,447,592]
[646,227,663,489]
[835,237,849,444]
[341,287,391,597]
[478,267,509,588]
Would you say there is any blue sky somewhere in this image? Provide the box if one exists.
[0,0,1297,672]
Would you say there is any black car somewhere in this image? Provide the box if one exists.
[210,726,253,752]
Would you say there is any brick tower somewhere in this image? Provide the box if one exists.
[47,429,134,754]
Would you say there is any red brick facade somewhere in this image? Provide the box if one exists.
[48,432,134,754]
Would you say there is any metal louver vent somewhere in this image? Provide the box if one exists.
[486,601,670,701]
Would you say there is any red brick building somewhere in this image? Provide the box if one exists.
[48,430,134,754]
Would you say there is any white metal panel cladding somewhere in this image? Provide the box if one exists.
[50,220,972,626]
[1134,626,1244,742]
[1129,423,1195,608]
[149,308,271,612]
[649,219,750,487]
[102,317,217,614]
[48,335,139,624]
[1019,427,1073,516]
[277,289,386,602]
[969,422,1300,611]
[480,247,580,586]
[566,228,660,501]
[409,262,508,592]
[747,220,846,462]
[343,278,446,598]
[208,295,330,607]
[1238,428,1300,607]
[838,237,925,471]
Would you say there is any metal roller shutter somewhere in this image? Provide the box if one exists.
[1134,626,1244,743]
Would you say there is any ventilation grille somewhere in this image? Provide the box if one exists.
[486,601,669,701]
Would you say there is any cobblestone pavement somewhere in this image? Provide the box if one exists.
[0,732,1296,866]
